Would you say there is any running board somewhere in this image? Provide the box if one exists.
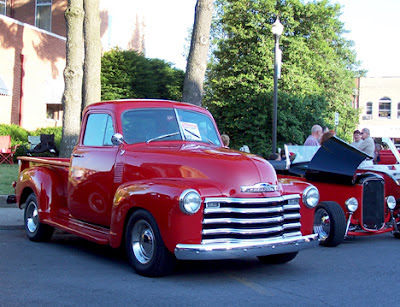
[44,216,111,245]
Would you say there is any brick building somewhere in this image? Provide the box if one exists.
[0,0,145,131]
[354,77,400,140]
[0,0,66,131]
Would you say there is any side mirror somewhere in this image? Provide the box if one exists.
[111,133,124,146]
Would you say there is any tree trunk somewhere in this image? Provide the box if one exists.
[82,0,101,109]
[182,0,213,106]
[60,0,84,158]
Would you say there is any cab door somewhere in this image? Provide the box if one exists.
[68,112,120,227]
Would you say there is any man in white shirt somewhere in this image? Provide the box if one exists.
[358,128,375,157]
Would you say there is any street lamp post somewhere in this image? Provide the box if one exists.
[271,17,284,154]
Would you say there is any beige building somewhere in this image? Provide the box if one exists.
[355,77,400,139]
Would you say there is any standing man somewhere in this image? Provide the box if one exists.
[351,130,363,148]
[304,125,323,146]
[358,128,375,157]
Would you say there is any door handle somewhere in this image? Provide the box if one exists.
[72,153,83,158]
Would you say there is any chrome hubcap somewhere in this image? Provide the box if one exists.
[26,201,39,233]
[314,208,330,242]
[131,220,155,264]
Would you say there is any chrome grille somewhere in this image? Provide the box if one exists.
[202,195,302,244]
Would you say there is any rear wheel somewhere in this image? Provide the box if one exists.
[125,210,176,277]
[313,201,346,247]
[24,193,54,242]
[257,252,298,264]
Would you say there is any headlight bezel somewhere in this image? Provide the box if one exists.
[302,185,320,209]
[386,195,396,210]
[345,197,358,212]
[179,189,202,215]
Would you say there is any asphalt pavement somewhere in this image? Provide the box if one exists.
[0,195,24,230]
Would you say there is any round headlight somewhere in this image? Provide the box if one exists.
[386,195,396,210]
[345,197,358,212]
[179,189,201,215]
[302,186,319,208]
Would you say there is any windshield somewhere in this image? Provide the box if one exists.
[382,137,400,164]
[121,108,221,146]
[286,145,320,164]
[176,109,221,146]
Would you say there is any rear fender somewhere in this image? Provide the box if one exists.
[16,166,68,218]
[109,180,221,251]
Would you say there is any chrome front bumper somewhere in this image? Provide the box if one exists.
[174,234,318,260]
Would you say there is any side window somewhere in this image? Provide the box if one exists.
[83,113,115,146]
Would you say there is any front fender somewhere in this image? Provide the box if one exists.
[279,177,316,235]
[109,179,222,251]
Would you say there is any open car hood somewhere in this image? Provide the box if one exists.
[294,136,371,185]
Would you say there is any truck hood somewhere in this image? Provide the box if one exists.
[123,142,280,197]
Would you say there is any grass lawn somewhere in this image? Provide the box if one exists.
[0,164,19,195]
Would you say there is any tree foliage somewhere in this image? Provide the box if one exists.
[205,0,360,156]
[101,49,185,101]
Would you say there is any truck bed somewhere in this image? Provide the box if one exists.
[18,156,70,172]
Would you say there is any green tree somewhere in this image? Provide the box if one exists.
[205,0,360,155]
[101,49,185,101]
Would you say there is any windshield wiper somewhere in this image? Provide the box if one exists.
[146,132,180,143]
[184,129,214,145]
[184,129,200,139]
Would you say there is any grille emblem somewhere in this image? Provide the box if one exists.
[241,183,277,193]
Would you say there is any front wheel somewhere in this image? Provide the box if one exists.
[313,201,346,247]
[257,252,298,264]
[24,193,54,242]
[125,210,176,277]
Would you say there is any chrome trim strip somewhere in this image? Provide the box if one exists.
[201,231,304,244]
[204,207,284,214]
[283,213,301,220]
[175,234,319,260]
[283,222,302,229]
[202,216,284,225]
[283,204,301,210]
[204,194,300,204]
[202,226,283,236]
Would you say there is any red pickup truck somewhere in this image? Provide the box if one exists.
[14,99,319,276]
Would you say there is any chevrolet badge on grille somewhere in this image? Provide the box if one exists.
[240,183,278,193]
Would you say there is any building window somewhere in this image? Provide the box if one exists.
[0,0,6,15]
[379,97,391,119]
[398,103,400,119]
[35,0,52,32]
[363,102,373,120]
[46,104,62,121]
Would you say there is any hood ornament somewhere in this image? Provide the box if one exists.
[241,183,278,193]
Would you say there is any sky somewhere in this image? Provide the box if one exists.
[143,0,400,77]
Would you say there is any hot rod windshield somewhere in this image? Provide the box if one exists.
[286,145,320,164]
[121,108,222,146]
